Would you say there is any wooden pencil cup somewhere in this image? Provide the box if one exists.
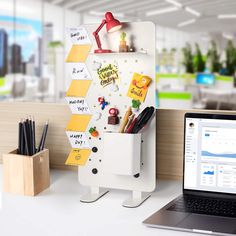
[2,149,50,196]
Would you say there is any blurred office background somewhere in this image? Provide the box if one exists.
[0,0,236,110]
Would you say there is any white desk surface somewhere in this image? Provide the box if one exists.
[0,167,205,236]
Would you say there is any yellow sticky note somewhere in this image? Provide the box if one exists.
[66,44,92,63]
[66,80,91,97]
[127,73,152,102]
[66,114,91,132]
[65,149,91,166]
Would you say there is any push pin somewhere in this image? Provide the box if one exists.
[108,108,119,125]
[89,127,99,137]
[98,97,109,110]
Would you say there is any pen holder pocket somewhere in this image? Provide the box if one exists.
[2,149,50,196]
[103,132,141,175]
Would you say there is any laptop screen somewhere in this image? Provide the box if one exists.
[184,115,236,194]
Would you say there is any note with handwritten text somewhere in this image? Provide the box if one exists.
[69,63,91,80]
[66,97,91,114]
[66,131,90,149]
[67,27,91,45]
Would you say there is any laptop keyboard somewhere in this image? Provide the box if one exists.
[167,195,236,218]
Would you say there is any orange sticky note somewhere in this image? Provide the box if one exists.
[66,80,91,97]
[66,44,92,63]
[66,114,91,132]
[65,149,91,166]
[127,73,152,102]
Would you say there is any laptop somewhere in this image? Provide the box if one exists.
[143,113,236,235]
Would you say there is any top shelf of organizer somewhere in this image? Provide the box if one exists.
[90,51,148,55]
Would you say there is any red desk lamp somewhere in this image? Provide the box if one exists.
[93,12,122,53]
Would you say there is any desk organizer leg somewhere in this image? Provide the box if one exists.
[80,186,109,203]
[122,191,151,208]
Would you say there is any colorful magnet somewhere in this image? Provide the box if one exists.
[108,108,119,125]
[98,97,109,110]
[131,99,141,112]
[89,127,99,137]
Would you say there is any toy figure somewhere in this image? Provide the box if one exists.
[98,97,109,110]
[108,108,119,125]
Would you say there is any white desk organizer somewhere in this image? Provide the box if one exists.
[65,21,156,207]
[103,132,141,176]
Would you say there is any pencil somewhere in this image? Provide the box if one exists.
[119,107,132,133]
[22,120,29,156]
[40,121,49,152]
[32,117,36,155]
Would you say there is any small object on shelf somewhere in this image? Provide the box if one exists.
[108,108,119,125]
[131,99,141,112]
[93,12,122,53]
[98,97,109,110]
[89,127,99,137]
[119,32,129,52]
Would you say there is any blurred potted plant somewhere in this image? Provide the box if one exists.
[193,43,206,72]
[207,40,221,73]
[225,40,236,76]
[182,43,194,73]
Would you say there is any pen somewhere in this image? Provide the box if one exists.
[124,114,135,133]
[119,107,132,133]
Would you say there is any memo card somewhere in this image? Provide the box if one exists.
[66,80,91,97]
[66,114,92,132]
[69,63,91,80]
[65,148,91,166]
[97,64,119,88]
[127,72,152,102]
[66,44,92,63]
[67,27,91,45]
[66,97,91,115]
[66,131,90,149]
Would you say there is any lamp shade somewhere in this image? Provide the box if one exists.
[105,12,122,33]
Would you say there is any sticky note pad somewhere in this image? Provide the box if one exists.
[66,80,91,97]
[127,73,152,102]
[66,114,91,132]
[65,148,91,166]
[66,44,91,63]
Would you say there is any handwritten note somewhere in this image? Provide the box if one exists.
[127,73,152,102]
[67,27,91,45]
[69,63,91,80]
[66,97,91,114]
[65,148,91,166]
[66,131,90,149]
[97,64,119,88]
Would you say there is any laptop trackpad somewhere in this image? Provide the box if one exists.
[177,214,236,234]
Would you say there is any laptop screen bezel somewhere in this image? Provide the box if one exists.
[183,112,236,199]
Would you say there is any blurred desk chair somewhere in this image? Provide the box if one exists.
[37,78,49,102]
[11,79,26,99]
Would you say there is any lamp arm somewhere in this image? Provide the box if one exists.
[93,19,106,50]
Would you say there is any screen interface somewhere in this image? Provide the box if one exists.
[184,117,236,194]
